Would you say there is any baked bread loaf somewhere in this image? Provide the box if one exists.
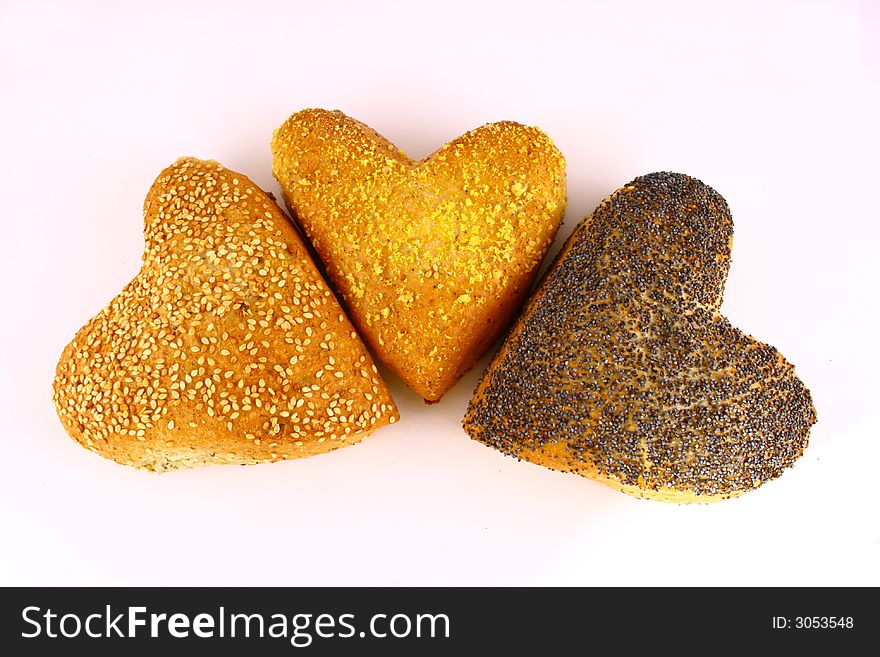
[53,158,398,471]
[272,109,566,401]
[464,172,816,502]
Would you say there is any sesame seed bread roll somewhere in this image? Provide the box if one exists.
[464,172,816,502]
[272,109,566,402]
[53,158,398,472]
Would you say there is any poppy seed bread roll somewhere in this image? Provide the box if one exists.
[53,158,398,471]
[464,172,816,502]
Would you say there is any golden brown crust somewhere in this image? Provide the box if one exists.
[272,109,566,401]
[53,158,398,471]
[464,172,817,502]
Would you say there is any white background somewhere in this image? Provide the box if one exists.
[1,0,878,586]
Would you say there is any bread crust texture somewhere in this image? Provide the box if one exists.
[464,172,816,502]
[272,109,566,401]
[53,158,398,471]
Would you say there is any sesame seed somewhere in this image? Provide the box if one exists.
[51,157,400,471]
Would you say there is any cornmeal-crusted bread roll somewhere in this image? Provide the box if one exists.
[464,172,816,502]
[53,158,398,471]
[272,109,566,401]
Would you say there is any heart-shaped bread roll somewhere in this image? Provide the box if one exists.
[53,158,398,471]
[464,172,816,502]
[272,109,566,401]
